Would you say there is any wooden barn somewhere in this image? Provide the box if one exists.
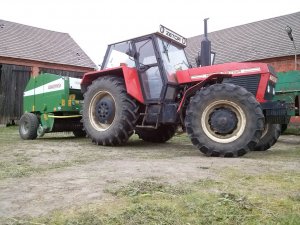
[0,19,96,125]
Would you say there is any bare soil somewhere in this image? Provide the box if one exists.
[0,129,300,217]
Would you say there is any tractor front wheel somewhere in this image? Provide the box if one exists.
[185,83,264,157]
[19,113,39,140]
[135,125,177,143]
[82,76,138,145]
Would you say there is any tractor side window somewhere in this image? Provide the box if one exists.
[103,42,136,69]
[135,39,163,100]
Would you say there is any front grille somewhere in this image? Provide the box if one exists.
[223,74,261,96]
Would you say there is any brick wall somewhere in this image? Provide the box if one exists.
[252,55,300,72]
[0,56,94,76]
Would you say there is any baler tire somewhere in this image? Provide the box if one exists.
[83,76,138,146]
[253,123,281,151]
[135,125,177,143]
[185,83,264,157]
[19,113,39,140]
[73,129,86,138]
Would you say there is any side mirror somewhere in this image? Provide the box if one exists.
[211,51,216,65]
[195,51,216,67]
[195,52,201,67]
[126,48,136,58]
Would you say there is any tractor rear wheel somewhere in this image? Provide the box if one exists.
[185,83,264,157]
[73,129,86,138]
[135,125,177,143]
[19,113,39,140]
[253,123,281,151]
[82,76,138,145]
[281,124,288,133]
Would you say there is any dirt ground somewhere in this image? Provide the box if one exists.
[0,127,300,218]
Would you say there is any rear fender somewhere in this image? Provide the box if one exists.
[81,66,144,103]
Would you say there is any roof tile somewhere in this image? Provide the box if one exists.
[0,19,96,69]
[185,12,300,67]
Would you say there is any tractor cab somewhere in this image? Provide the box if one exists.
[101,25,189,103]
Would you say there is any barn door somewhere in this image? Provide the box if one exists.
[0,64,31,125]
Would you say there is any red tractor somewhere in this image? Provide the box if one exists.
[80,24,289,157]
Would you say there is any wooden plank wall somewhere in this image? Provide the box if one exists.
[0,64,31,124]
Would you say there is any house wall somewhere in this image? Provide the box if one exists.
[251,55,300,72]
[0,56,94,76]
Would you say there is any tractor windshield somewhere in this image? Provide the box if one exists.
[157,37,189,83]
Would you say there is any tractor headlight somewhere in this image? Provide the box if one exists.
[264,82,275,100]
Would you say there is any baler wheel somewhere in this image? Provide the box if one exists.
[135,125,177,143]
[253,123,281,151]
[83,76,138,145]
[185,83,264,157]
[19,113,39,140]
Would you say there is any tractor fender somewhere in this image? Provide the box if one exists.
[177,73,232,113]
[81,65,144,103]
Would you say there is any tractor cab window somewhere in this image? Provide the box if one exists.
[103,41,136,69]
[157,37,189,83]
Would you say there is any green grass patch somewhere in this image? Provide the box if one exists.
[0,159,81,180]
[6,177,300,225]
[283,127,300,135]
[104,180,191,198]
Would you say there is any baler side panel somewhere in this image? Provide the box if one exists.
[276,70,300,92]
[23,76,36,113]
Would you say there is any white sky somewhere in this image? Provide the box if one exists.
[1,0,299,67]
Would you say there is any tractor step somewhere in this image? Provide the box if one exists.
[136,105,161,129]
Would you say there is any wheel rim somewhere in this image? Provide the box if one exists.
[261,123,270,139]
[201,100,246,143]
[20,119,30,135]
[89,91,116,131]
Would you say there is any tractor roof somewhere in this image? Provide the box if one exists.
[108,25,187,48]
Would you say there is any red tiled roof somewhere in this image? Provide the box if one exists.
[0,19,96,69]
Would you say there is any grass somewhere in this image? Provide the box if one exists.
[0,126,96,180]
[1,126,300,224]
[284,127,300,135]
[6,176,300,225]
[0,127,198,180]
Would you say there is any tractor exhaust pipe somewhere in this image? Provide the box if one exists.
[200,18,211,66]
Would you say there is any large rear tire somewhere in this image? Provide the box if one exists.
[82,76,138,145]
[253,123,281,151]
[19,113,39,140]
[281,124,288,134]
[135,125,177,143]
[73,129,86,138]
[185,83,264,157]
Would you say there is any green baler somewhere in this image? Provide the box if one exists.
[274,70,300,116]
[274,70,300,131]
[19,73,85,139]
